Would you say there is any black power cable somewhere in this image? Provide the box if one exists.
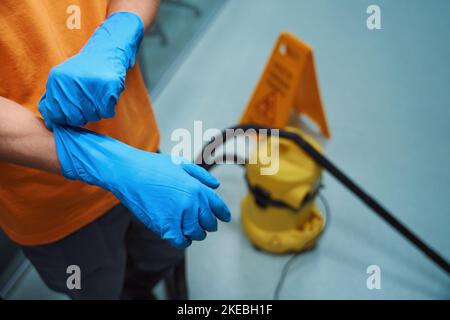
[198,124,450,276]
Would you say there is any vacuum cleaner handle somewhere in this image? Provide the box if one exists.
[198,124,450,275]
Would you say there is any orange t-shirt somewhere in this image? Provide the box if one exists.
[0,0,160,245]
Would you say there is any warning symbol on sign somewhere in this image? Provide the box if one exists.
[253,90,277,124]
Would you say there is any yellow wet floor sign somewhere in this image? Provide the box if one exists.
[240,32,330,138]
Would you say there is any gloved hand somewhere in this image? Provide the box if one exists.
[53,125,231,248]
[39,12,144,129]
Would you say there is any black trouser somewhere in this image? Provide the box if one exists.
[21,203,185,300]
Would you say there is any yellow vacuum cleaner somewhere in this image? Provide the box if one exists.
[241,126,325,253]
[198,125,327,254]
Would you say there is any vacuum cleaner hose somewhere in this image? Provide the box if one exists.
[197,124,450,276]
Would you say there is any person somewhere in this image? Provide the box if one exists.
[0,0,230,300]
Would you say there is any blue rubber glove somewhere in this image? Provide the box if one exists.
[39,12,144,129]
[53,125,231,248]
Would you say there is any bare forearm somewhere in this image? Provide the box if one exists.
[0,97,60,174]
[107,0,160,30]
